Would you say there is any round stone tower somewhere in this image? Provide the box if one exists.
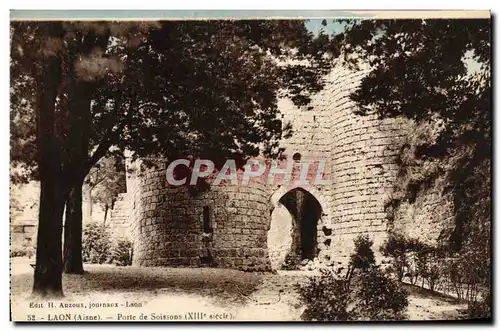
[125,160,273,271]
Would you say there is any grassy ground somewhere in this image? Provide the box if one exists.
[10,258,467,321]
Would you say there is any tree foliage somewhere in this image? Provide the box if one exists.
[86,155,126,222]
[10,20,333,295]
[11,20,334,183]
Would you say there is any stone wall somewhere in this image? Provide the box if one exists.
[107,193,132,240]
[11,221,37,249]
[125,158,146,263]
[391,170,455,246]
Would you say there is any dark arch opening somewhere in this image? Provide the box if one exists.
[279,188,322,262]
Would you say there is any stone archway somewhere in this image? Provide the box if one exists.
[267,185,328,270]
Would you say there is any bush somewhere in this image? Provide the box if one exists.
[10,246,35,258]
[297,268,350,321]
[10,248,25,258]
[82,222,111,264]
[111,238,133,266]
[466,292,491,320]
[298,235,409,321]
[381,233,432,285]
[444,250,489,303]
[380,233,409,281]
[354,267,409,320]
[350,235,375,270]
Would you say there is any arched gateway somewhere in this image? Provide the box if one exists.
[267,185,329,270]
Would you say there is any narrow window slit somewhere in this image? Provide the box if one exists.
[203,206,212,233]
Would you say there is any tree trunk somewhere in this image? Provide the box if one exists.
[32,22,65,297]
[63,181,85,274]
[33,178,66,297]
[103,204,109,226]
[61,29,110,275]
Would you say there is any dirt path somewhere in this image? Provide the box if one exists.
[404,284,468,320]
[234,272,306,321]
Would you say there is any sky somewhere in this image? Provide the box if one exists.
[305,19,349,36]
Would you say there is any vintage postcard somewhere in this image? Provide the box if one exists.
[10,10,491,322]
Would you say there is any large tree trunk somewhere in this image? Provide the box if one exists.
[63,181,85,274]
[33,178,66,297]
[61,29,111,275]
[32,22,65,297]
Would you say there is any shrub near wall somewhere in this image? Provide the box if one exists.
[10,246,35,258]
[111,238,133,266]
[380,232,491,319]
[297,235,408,321]
[82,222,112,264]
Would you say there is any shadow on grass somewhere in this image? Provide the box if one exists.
[402,283,462,304]
[11,265,264,304]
